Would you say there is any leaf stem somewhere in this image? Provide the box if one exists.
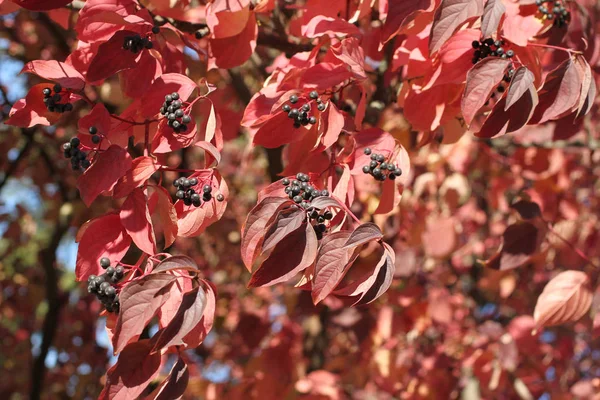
[527,42,582,55]
[544,220,600,269]
[331,195,361,225]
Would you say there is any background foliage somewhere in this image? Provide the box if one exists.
[1,0,600,399]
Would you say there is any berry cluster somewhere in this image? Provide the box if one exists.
[160,92,191,133]
[87,258,124,313]
[42,84,72,113]
[173,177,225,207]
[471,38,514,65]
[281,91,325,128]
[308,208,333,240]
[63,137,90,170]
[123,34,153,53]
[282,173,330,209]
[194,25,210,39]
[87,126,102,144]
[361,148,402,181]
[536,0,570,27]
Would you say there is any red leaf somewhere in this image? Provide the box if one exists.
[149,186,178,248]
[77,103,111,143]
[534,270,593,328]
[321,102,345,149]
[475,89,537,138]
[381,0,433,44]
[5,84,63,127]
[21,60,85,90]
[181,280,217,348]
[87,30,141,82]
[10,0,72,11]
[146,357,189,400]
[344,223,383,249]
[241,198,291,272]
[262,209,306,254]
[480,0,505,38]
[150,286,207,351]
[120,188,157,255]
[349,128,396,175]
[140,73,198,119]
[113,274,177,354]
[99,340,161,400]
[355,243,396,305]
[461,57,511,126]
[252,111,301,149]
[530,57,582,124]
[208,12,258,69]
[301,63,354,91]
[483,221,543,270]
[573,55,595,118]
[194,141,222,168]
[152,255,200,274]
[113,156,158,199]
[505,66,537,111]
[77,145,132,206]
[75,212,131,281]
[206,0,251,38]
[429,0,484,55]
[175,171,228,237]
[120,50,162,98]
[312,232,355,304]
[302,15,361,38]
[241,198,294,271]
[248,222,318,287]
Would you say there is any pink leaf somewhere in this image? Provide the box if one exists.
[261,209,306,254]
[534,270,593,328]
[429,0,484,55]
[146,357,189,400]
[119,188,156,255]
[208,12,258,69]
[381,0,433,44]
[99,340,161,400]
[505,66,537,111]
[461,57,511,126]
[152,255,200,274]
[312,231,355,304]
[77,145,132,206]
[113,156,159,199]
[150,286,207,351]
[21,60,85,90]
[302,15,361,38]
[140,73,198,119]
[480,0,505,38]
[113,274,177,353]
[149,186,178,248]
[75,212,131,281]
[483,221,543,270]
[241,198,291,271]
[248,222,318,287]
[87,30,141,82]
[343,223,383,249]
[530,57,581,124]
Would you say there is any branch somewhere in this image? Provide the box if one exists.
[0,130,35,192]
[29,202,71,400]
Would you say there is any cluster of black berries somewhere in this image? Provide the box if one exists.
[282,173,329,209]
[63,137,90,170]
[87,126,102,144]
[87,258,124,313]
[194,25,210,39]
[123,34,153,53]
[308,208,333,240]
[42,84,72,113]
[173,177,224,207]
[471,38,515,64]
[281,91,326,128]
[536,0,570,27]
[361,148,402,181]
[160,92,191,133]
